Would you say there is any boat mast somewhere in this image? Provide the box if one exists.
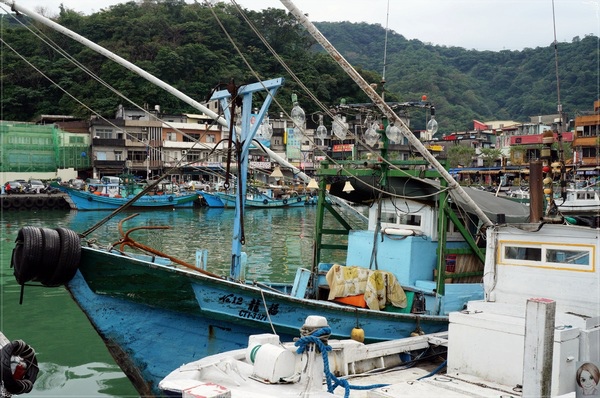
[0,0,310,184]
[280,0,493,228]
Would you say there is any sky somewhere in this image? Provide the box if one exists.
[2,0,599,51]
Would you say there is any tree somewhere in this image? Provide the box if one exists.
[479,147,503,167]
[447,144,475,168]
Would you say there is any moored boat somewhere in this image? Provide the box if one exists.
[158,218,600,398]
[554,183,600,215]
[215,190,308,208]
[58,184,199,210]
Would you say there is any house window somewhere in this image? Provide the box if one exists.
[114,151,123,161]
[95,128,113,139]
[166,132,176,141]
[69,136,84,144]
[582,147,597,158]
[206,134,216,143]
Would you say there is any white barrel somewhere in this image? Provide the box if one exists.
[245,333,280,364]
[252,343,295,383]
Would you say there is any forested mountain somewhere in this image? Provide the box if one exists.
[1,0,597,134]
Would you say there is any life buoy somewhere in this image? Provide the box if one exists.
[263,199,269,205]
[283,199,288,205]
[168,196,174,202]
[11,226,44,285]
[45,228,81,287]
[0,339,39,395]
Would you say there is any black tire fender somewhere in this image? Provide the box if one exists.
[23,198,34,208]
[168,196,174,202]
[297,197,302,202]
[33,228,61,283]
[45,228,81,287]
[34,197,45,208]
[0,340,39,395]
[283,199,288,205]
[263,199,268,205]
[11,226,44,285]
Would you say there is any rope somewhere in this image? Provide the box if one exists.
[293,327,389,398]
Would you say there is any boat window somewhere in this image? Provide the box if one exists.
[500,241,593,271]
[381,211,422,228]
[504,246,541,261]
[546,248,590,265]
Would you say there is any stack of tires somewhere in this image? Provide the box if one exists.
[0,339,39,396]
[11,227,81,286]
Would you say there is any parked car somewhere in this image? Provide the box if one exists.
[186,180,210,191]
[27,179,46,193]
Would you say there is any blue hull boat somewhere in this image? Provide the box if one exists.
[215,191,308,208]
[61,186,199,210]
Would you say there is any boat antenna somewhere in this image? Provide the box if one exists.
[381,0,390,101]
[552,0,563,132]
[551,0,567,203]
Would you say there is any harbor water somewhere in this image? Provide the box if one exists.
[1,206,349,397]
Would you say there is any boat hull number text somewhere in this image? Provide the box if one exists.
[218,293,281,321]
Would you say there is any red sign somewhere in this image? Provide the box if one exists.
[332,144,354,152]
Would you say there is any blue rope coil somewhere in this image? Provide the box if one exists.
[294,327,389,398]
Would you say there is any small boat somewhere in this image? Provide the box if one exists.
[159,219,600,398]
[554,183,600,215]
[0,331,39,397]
[57,183,199,210]
[214,190,308,208]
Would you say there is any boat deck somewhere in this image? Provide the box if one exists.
[332,368,525,397]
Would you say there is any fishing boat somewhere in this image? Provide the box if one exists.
[160,211,600,397]
[214,189,309,208]
[57,183,199,210]
[5,1,528,396]
[553,182,600,215]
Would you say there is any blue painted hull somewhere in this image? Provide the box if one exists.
[64,188,198,210]
[67,271,276,396]
[215,192,308,208]
[69,246,452,395]
[197,191,225,208]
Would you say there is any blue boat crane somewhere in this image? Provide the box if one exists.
[210,78,284,280]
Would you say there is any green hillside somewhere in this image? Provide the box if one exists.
[0,1,597,134]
